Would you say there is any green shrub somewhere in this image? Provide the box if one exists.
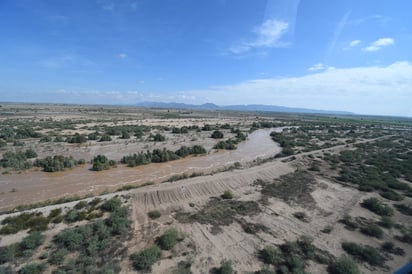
[327,256,359,274]
[211,130,224,139]
[92,155,116,171]
[54,229,84,251]
[20,231,44,250]
[100,197,122,212]
[0,212,49,234]
[157,228,179,250]
[49,248,69,265]
[395,204,412,216]
[381,241,405,256]
[378,216,394,228]
[218,259,233,274]
[341,242,384,266]
[361,198,393,216]
[379,190,403,201]
[99,135,112,142]
[339,214,358,230]
[260,245,280,265]
[321,225,333,234]
[221,190,234,200]
[148,210,161,219]
[360,224,383,238]
[18,263,45,274]
[130,245,161,271]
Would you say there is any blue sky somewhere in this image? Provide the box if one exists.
[1,0,411,116]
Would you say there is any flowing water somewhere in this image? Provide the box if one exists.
[0,128,281,211]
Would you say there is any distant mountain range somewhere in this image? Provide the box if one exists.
[135,101,354,115]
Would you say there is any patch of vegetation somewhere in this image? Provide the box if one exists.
[217,259,233,274]
[327,256,360,274]
[257,236,333,273]
[394,203,412,216]
[361,197,393,216]
[293,211,310,222]
[34,155,79,172]
[221,190,234,200]
[148,210,161,219]
[360,223,384,239]
[0,212,49,234]
[0,150,35,170]
[92,154,117,171]
[339,214,359,231]
[211,130,224,139]
[341,242,384,266]
[52,208,129,273]
[67,133,87,144]
[395,227,412,244]
[381,242,405,256]
[121,145,206,167]
[0,232,44,264]
[157,228,180,250]
[151,133,165,142]
[260,171,316,208]
[130,245,161,271]
[176,197,260,234]
[100,197,122,212]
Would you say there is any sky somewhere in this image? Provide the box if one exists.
[0,0,411,116]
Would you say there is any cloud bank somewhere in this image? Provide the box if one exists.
[363,38,394,52]
[229,19,289,54]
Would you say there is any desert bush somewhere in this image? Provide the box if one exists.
[394,203,412,216]
[321,225,333,234]
[361,198,393,216]
[211,130,224,139]
[18,263,45,274]
[260,245,280,265]
[34,155,77,172]
[360,224,383,238]
[341,242,384,266]
[105,206,128,235]
[327,256,359,274]
[55,229,84,251]
[92,155,116,171]
[148,210,161,219]
[221,190,234,200]
[293,211,309,222]
[378,216,394,228]
[218,259,233,274]
[0,151,33,170]
[24,148,37,158]
[100,197,122,212]
[379,190,403,201]
[20,231,44,250]
[0,212,49,234]
[381,241,405,256]
[99,135,112,142]
[340,214,358,230]
[49,248,69,265]
[67,133,87,144]
[157,228,179,250]
[396,227,412,244]
[151,133,165,142]
[130,245,161,271]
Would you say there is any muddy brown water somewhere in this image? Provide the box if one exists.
[0,128,281,211]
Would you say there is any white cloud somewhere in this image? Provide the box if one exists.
[229,19,288,54]
[176,62,412,116]
[349,40,361,47]
[308,63,327,72]
[119,53,127,59]
[363,38,394,52]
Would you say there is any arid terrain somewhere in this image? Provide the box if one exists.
[0,103,411,274]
